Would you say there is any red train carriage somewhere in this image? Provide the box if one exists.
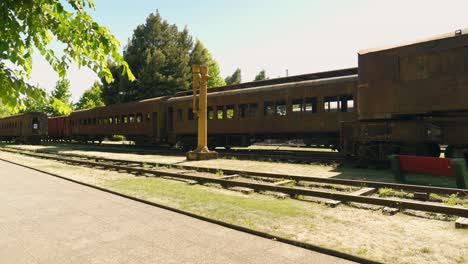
[48,115,71,141]
[167,74,358,150]
[0,112,48,144]
[68,97,169,144]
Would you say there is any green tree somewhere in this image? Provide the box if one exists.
[48,79,73,116]
[189,39,225,88]
[122,11,192,101]
[0,0,134,112]
[225,68,242,85]
[254,70,267,81]
[75,81,105,110]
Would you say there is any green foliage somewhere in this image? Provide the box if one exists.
[20,84,71,116]
[190,39,225,88]
[51,79,72,104]
[121,11,193,101]
[0,101,14,118]
[0,0,134,111]
[254,70,268,81]
[102,11,224,104]
[75,81,105,110]
[225,68,242,85]
[48,79,73,116]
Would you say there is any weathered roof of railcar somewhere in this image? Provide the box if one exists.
[359,28,468,55]
[168,75,358,103]
[0,111,46,120]
[173,67,357,97]
[71,96,167,114]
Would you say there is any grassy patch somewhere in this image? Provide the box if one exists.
[104,177,309,221]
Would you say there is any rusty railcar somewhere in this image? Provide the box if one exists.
[69,97,168,144]
[167,74,358,150]
[342,29,468,159]
[48,115,71,141]
[0,112,48,144]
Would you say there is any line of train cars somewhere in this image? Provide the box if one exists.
[2,29,468,160]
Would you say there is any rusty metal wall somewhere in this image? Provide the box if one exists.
[358,31,468,120]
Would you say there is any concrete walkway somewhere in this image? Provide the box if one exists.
[0,160,353,264]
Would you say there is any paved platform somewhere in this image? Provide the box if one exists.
[0,160,354,264]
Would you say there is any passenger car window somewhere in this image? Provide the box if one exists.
[264,101,274,116]
[276,101,286,116]
[217,106,224,120]
[136,113,142,123]
[226,105,234,119]
[339,95,354,112]
[305,97,317,113]
[129,115,135,123]
[207,107,214,120]
[292,99,303,113]
[324,96,339,112]
[188,108,194,120]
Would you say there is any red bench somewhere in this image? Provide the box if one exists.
[389,155,468,189]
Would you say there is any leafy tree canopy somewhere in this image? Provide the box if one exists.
[225,68,242,85]
[0,0,134,111]
[20,84,72,116]
[190,39,225,88]
[48,79,73,116]
[122,11,192,101]
[254,70,268,81]
[75,81,105,110]
[103,11,225,104]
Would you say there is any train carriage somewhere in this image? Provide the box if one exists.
[167,74,358,150]
[69,97,169,144]
[342,28,468,159]
[48,115,71,141]
[0,112,48,144]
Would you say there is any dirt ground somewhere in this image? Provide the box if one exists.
[0,150,466,264]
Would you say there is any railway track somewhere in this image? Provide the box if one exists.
[1,146,467,218]
[30,142,347,163]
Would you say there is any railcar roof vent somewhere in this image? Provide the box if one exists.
[455,29,462,36]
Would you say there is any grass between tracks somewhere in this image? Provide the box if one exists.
[0,151,467,264]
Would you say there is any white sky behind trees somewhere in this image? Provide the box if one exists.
[28,0,468,102]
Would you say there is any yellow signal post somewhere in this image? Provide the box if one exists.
[186,65,218,160]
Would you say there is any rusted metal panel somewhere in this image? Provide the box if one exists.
[358,29,468,120]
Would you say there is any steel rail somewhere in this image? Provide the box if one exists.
[3,148,468,217]
[2,146,466,196]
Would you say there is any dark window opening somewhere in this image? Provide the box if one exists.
[305,97,318,113]
[324,96,339,112]
[136,113,142,123]
[226,105,234,119]
[146,113,151,122]
[115,116,120,124]
[217,106,224,120]
[208,107,214,120]
[276,100,286,116]
[188,108,194,120]
[292,99,303,113]
[129,115,135,123]
[264,101,275,116]
[339,95,354,112]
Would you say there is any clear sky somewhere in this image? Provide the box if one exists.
[28,0,468,102]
